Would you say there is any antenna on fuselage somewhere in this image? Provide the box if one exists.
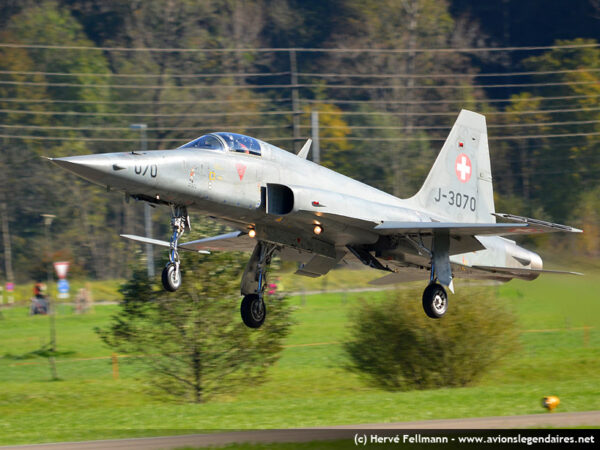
[296,139,312,159]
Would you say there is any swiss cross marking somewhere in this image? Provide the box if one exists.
[236,163,247,180]
[455,153,472,183]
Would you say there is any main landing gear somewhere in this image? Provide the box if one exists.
[418,230,452,319]
[422,283,448,318]
[240,241,277,328]
[161,205,189,292]
[421,238,451,319]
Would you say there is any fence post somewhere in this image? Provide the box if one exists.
[112,353,119,380]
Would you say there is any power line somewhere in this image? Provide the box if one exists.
[315,132,600,142]
[298,119,600,131]
[0,79,596,90]
[2,67,597,79]
[0,134,188,142]
[2,106,598,118]
[299,81,599,90]
[0,70,290,78]
[319,106,600,116]
[0,124,284,131]
[0,42,598,53]
[0,108,293,117]
[2,131,598,143]
[299,94,600,106]
[297,68,600,79]
[0,97,290,105]
[0,80,293,89]
[1,119,597,134]
[0,93,594,108]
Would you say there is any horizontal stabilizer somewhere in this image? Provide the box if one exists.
[375,221,528,236]
[472,265,583,277]
[493,213,583,233]
[375,219,581,237]
[120,234,210,254]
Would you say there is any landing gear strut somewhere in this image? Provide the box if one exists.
[421,230,452,318]
[161,205,189,292]
[240,241,277,328]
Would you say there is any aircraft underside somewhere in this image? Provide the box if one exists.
[122,200,578,328]
[51,111,582,329]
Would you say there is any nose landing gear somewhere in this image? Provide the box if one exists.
[161,205,189,292]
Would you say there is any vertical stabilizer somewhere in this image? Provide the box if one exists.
[410,110,495,223]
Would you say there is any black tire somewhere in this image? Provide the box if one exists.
[422,283,448,319]
[162,263,181,292]
[240,294,266,328]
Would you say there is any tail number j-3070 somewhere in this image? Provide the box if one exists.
[434,188,476,212]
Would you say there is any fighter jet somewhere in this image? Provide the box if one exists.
[50,110,582,328]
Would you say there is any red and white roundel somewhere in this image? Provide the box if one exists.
[455,153,472,183]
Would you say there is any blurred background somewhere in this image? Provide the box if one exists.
[0,0,599,446]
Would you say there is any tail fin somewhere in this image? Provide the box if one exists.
[410,109,495,223]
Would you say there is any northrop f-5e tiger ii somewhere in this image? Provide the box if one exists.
[50,110,582,328]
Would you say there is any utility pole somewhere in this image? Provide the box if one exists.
[130,123,154,277]
[0,193,14,289]
[289,50,301,152]
[311,110,320,164]
[41,213,58,380]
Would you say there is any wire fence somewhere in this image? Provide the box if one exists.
[0,43,598,147]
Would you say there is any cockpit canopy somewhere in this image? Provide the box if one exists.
[179,132,261,156]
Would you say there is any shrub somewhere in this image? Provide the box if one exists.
[344,286,518,391]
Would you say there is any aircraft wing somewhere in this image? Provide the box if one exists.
[178,231,256,252]
[120,234,211,254]
[121,231,256,253]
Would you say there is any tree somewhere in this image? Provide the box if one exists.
[513,39,600,221]
[319,0,485,197]
[97,251,292,403]
[0,1,122,281]
[344,287,518,390]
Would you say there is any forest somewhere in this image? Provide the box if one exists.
[0,0,598,283]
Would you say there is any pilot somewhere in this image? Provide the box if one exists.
[236,136,250,154]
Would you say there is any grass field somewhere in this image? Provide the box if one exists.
[0,269,599,445]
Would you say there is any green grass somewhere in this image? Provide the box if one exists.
[0,270,599,445]
[2,278,125,305]
[0,268,378,307]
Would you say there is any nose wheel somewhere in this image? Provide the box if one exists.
[161,205,189,292]
[422,283,448,318]
[162,263,182,292]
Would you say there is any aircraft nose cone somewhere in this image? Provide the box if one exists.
[49,154,116,185]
